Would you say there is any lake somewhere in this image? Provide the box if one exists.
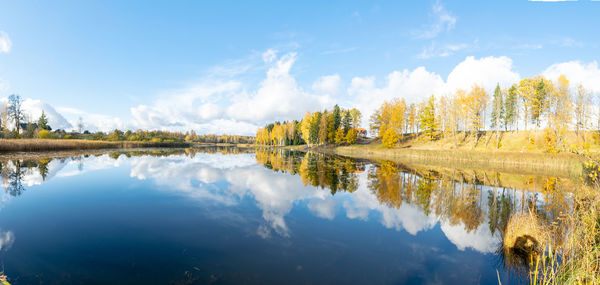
[0,147,571,284]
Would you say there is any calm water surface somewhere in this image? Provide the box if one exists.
[0,147,571,284]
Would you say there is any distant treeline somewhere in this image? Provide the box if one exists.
[256,105,363,146]
[0,94,254,144]
[51,129,253,144]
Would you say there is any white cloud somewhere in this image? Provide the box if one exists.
[262,49,277,63]
[226,52,332,124]
[0,31,11,54]
[312,74,341,95]
[542,60,600,94]
[414,1,456,39]
[445,56,520,92]
[21,99,73,130]
[515,43,543,50]
[307,198,337,220]
[441,222,499,253]
[190,119,259,135]
[0,229,14,251]
[57,106,123,132]
[321,47,358,55]
[0,53,523,134]
[129,80,243,132]
[127,51,334,134]
[557,37,583,48]
[348,67,446,127]
[346,56,519,128]
[418,42,470,59]
[0,97,72,130]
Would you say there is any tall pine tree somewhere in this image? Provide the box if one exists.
[490,84,504,148]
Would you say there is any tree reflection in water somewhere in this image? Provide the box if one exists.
[253,149,570,236]
[253,148,572,277]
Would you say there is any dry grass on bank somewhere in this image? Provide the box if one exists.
[395,130,600,153]
[0,139,189,152]
[335,144,583,178]
[546,184,600,284]
[499,180,600,284]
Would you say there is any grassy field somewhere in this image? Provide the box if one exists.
[0,139,190,152]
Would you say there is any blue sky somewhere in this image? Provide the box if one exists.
[0,0,599,134]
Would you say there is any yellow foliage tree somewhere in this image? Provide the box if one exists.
[334,127,345,143]
[300,112,312,146]
[467,84,489,132]
[382,128,398,148]
[546,75,572,151]
[518,78,537,132]
[345,128,357,144]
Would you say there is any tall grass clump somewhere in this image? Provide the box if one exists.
[525,158,600,284]
[504,211,551,257]
[547,184,600,284]
[499,210,556,279]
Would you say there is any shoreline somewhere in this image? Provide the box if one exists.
[0,139,587,178]
[334,145,585,178]
[273,143,586,178]
[0,139,191,153]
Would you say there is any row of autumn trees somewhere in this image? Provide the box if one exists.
[256,105,362,146]
[371,74,593,151]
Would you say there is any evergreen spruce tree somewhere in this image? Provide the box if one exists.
[38,111,48,130]
[342,111,352,134]
[504,86,518,131]
[332,105,341,131]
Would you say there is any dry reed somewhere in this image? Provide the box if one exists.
[0,139,189,152]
